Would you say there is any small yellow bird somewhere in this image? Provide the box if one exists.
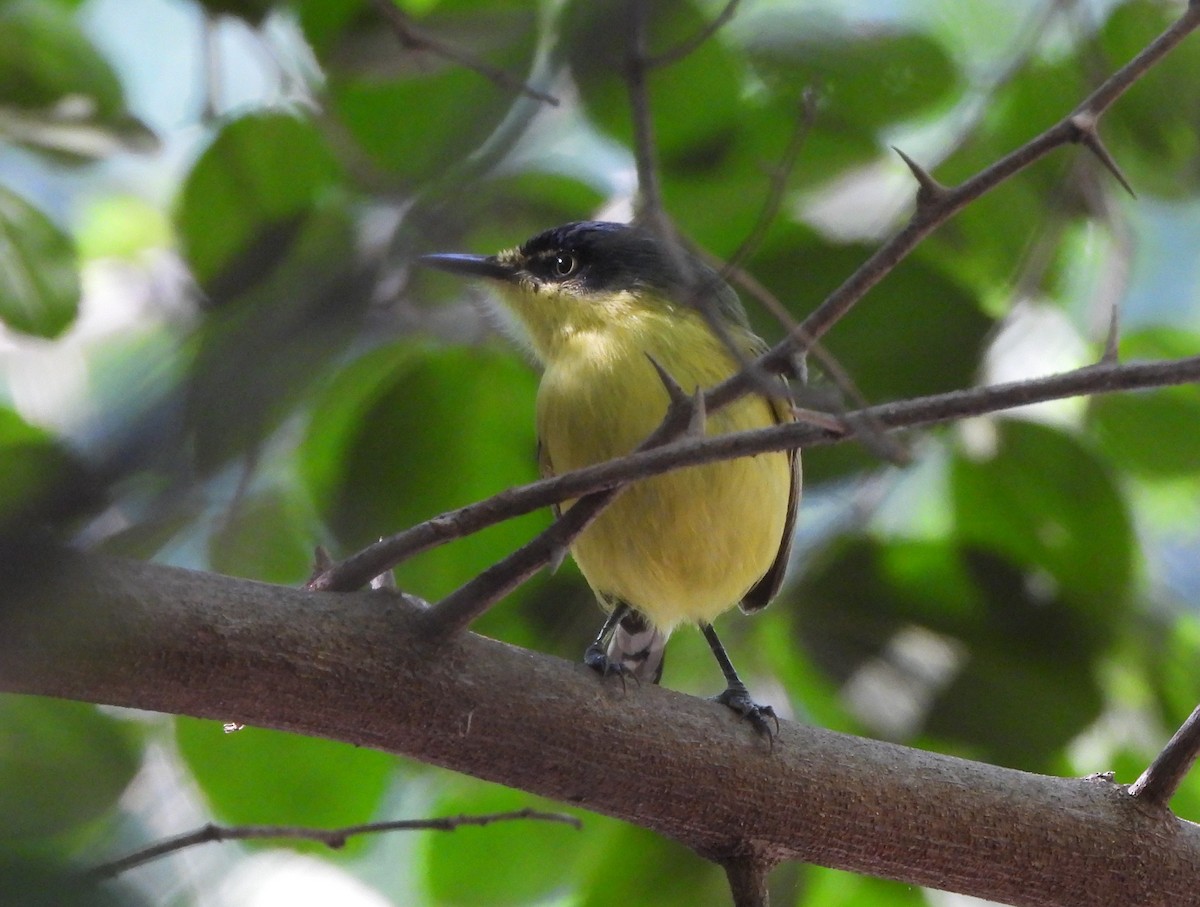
[423,221,800,732]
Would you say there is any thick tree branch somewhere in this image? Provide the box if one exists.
[310,355,1200,593]
[4,555,1200,907]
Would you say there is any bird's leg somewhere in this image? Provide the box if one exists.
[585,603,667,684]
[584,602,629,676]
[702,623,779,739]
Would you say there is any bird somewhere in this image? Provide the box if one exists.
[421,221,799,734]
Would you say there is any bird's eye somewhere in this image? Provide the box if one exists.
[553,253,577,277]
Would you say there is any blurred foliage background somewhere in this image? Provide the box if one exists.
[1,0,1199,904]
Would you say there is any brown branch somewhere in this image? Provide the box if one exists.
[708,1,1200,408]
[309,354,1200,593]
[420,485,620,637]
[370,0,559,106]
[723,90,818,277]
[721,263,907,464]
[7,555,1200,907]
[89,809,580,881]
[1129,705,1200,810]
[723,853,771,907]
[626,0,667,229]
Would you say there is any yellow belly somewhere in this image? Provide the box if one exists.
[537,316,793,632]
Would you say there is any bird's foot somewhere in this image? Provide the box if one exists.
[584,642,626,677]
[584,643,635,692]
[713,684,779,742]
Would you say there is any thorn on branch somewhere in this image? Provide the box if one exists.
[547,539,569,574]
[308,545,334,585]
[1128,704,1200,810]
[647,354,708,439]
[892,146,948,209]
[1068,113,1136,198]
[646,353,691,408]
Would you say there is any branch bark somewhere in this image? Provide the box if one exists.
[5,555,1199,907]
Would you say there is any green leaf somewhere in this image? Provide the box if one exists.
[0,1,154,160]
[740,13,961,129]
[951,421,1135,616]
[327,3,538,181]
[0,185,79,338]
[1154,615,1200,731]
[1089,387,1200,478]
[578,824,727,907]
[0,859,147,907]
[176,719,394,845]
[746,223,993,481]
[208,487,320,584]
[791,539,1108,767]
[175,112,343,289]
[183,203,367,472]
[918,54,1086,296]
[1099,0,1200,196]
[0,2,121,118]
[1087,329,1200,477]
[560,0,742,163]
[424,784,588,905]
[0,696,140,840]
[292,0,368,58]
[299,342,545,601]
[0,407,87,529]
[802,865,928,906]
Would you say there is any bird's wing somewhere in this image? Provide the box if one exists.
[740,376,801,613]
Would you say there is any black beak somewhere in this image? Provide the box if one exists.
[419,253,514,281]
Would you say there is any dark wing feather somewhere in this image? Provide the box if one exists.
[740,377,801,613]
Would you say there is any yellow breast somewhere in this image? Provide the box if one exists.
[536,309,794,632]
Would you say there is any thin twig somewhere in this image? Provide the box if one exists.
[626,0,666,227]
[1129,705,1200,810]
[645,0,743,70]
[708,1,1200,409]
[723,90,819,277]
[421,486,620,638]
[717,255,908,466]
[309,354,1200,593]
[88,808,581,881]
[370,0,558,106]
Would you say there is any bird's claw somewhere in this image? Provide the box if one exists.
[584,643,634,690]
[713,685,779,742]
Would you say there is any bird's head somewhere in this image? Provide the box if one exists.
[422,221,745,362]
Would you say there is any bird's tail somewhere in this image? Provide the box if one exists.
[606,609,668,684]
